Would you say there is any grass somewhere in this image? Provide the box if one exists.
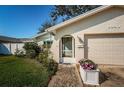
[0,55,51,87]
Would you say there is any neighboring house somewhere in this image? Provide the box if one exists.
[41,5,124,65]
[34,31,54,48]
[0,35,33,55]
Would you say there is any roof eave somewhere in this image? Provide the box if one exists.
[33,31,48,38]
[45,5,113,32]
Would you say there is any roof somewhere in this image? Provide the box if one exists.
[45,5,124,32]
[34,31,48,38]
[18,38,33,43]
[0,35,33,43]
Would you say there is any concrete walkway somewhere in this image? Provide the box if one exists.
[48,64,83,87]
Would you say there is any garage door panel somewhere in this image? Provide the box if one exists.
[86,34,124,65]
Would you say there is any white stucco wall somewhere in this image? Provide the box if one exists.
[50,6,124,64]
[0,43,24,55]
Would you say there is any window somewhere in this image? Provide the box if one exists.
[43,40,53,48]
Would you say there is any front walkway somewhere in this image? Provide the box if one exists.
[48,64,83,87]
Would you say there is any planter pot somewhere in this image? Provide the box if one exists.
[80,66,99,85]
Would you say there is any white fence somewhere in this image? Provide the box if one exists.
[0,43,24,55]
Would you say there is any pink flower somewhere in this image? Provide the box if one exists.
[79,59,96,70]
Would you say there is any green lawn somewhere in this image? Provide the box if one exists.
[0,56,50,87]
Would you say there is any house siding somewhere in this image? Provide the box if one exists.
[50,6,124,64]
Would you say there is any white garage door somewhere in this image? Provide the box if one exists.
[85,34,124,65]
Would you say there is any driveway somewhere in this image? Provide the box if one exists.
[48,64,83,87]
[99,67,124,87]
[84,66,124,87]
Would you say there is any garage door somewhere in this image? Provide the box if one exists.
[85,34,124,65]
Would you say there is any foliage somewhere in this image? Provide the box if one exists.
[47,59,58,75]
[0,56,51,87]
[38,20,56,34]
[79,58,96,70]
[14,49,25,57]
[36,49,49,64]
[50,5,100,21]
[26,49,36,59]
[36,49,58,75]
[23,42,41,58]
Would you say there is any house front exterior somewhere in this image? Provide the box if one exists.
[43,5,124,65]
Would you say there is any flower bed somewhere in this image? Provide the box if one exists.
[79,59,96,70]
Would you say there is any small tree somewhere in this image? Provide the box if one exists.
[23,42,41,58]
[36,49,58,75]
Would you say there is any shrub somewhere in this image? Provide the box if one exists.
[26,49,36,59]
[14,49,25,57]
[36,49,53,62]
[79,58,96,70]
[36,49,49,64]
[36,49,58,75]
[23,42,41,58]
[47,59,58,75]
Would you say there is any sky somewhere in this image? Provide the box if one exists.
[0,5,54,38]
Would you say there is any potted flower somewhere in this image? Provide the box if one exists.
[79,59,99,85]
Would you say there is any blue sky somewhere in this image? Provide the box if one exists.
[0,5,54,38]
